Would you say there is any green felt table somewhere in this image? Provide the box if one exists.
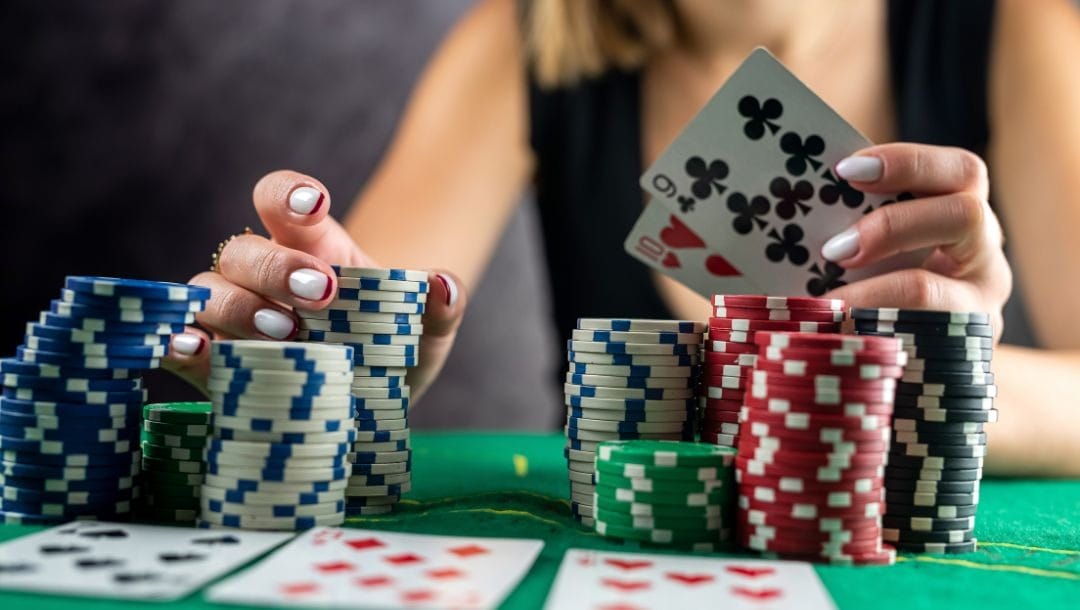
[1,432,1078,609]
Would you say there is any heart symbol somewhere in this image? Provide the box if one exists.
[731,586,783,600]
[604,559,654,571]
[665,572,715,586]
[724,566,776,579]
[601,578,651,592]
[662,252,681,268]
[660,215,706,249]
[705,254,740,277]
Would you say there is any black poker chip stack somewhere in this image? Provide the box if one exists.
[851,308,997,554]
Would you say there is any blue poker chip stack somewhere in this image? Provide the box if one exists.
[295,266,427,516]
[563,319,705,528]
[0,276,209,525]
[852,307,997,555]
[199,340,355,530]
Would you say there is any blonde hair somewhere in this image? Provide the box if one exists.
[523,0,680,88]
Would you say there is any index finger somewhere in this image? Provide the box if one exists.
[835,143,989,199]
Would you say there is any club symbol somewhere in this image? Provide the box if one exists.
[779,132,825,176]
[738,95,783,140]
[685,156,729,199]
[769,177,814,219]
[727,192,771,235]
[806,262,847,295]
[819,169,865,208]
[677,195,696,213]
[765,224,810,266]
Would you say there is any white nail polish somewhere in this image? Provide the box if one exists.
[821,228,861,262]
[289,268,331,300]
[436,273,458,307]
[288,186,324,215]
[171,333,204,356]
[835,156,883,182]
[254,309,296,339]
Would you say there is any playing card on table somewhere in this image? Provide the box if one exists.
[634,47,924,297]
[0,521,292,601]
[544,548,836,610]
[207,527,544,609]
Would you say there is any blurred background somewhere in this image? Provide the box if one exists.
[0,1,562,430]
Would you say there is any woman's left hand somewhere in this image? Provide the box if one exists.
[820,143,1013,342]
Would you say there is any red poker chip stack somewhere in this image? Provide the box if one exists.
[734,331,906,566]
[700,295,845,449]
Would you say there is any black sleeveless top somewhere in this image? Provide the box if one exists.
[527,0,1034,349]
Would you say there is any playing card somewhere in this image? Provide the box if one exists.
[544,548,836,610]
[0,521,292,601]
[637,47,924,297]
[624,199,767,296]
[207,527,544,609]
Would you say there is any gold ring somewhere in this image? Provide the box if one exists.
[210,227,254,273]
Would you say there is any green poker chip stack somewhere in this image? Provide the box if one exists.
[138,402,212,523]
[593,440,737,550]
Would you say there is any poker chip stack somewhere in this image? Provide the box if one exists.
[852,308,997,555]
[701,295,845,448]
[735,331,905,566]
[200,340,355,530]
[563,319,704,527]
[139,402,213,523]
[296,266,428,516]
[0,276,209,525]
[592,440,737,550]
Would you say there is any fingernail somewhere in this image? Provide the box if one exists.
[254,308,296,339]
[171,333,205,356]
[835,156,883,182]
[435,273,458,307]
[822,227,861,262]
[289,268,333,300]
[288,186,324,215]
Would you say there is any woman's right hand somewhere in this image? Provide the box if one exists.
[163,170,467,402]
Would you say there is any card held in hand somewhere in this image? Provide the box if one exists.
[207,527,544,609]
[629,47,925,297]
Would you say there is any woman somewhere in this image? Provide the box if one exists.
[164,0,1080,476]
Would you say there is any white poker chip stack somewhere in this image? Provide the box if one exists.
[564,319,705,528]
[199,340,355,530]
[296,266,428,516]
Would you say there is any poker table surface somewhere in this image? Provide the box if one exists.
[1,432,1078,609]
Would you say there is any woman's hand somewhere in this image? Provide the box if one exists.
[163,170,467,401]
[820,143,1012,342]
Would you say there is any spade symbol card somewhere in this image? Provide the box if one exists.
[0,521,292,601]
[630,47,925,297]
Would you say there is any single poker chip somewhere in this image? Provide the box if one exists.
[736,445,888,469]
[206,378,352,397]
[0,410,134,432]
[342,480,412,497]
[735,457,884,483]
[345,449,412,465]
[564,394,691,412]
[330,287,427,304]
[569,329,703,345]
[563,383,694,400]
[741,409,888,432]
[0,472,134,493]
[2,386,147,407]
[568,407,688,424]
[351,377,406,390]
[567,363,694,378]
[346,459,411,476]
[756,332,901,352]
[753,359,904,380]
[345,471,411,487]
[900,370,995,386]
[343,504,395,516]
[901,346,994,362]
[885,479,980,494]
[37,312,185,336]
[295,329,420,347]
[342,495,402,509]
[0,434,131,455]
[301,320,424,338]
[1,448,138,469]
[215,428,359,445]
[594,507,723,531]
[25,323,170,346]
[58,288,204,313]
[0,397,139,420]
[568,340,697,356]
[594,471,727,494]
[15,347,161,371]
[903,358,992,374]
[64,276,210,302]
[597,440,736,467]
[213,403,351,421]
[886,454,984,471]
[747,423,889,447]
[564,447,595,462]
[712,307,845,322]
[891,539,978,554]
[568,351,698,367]
[143,455,206,474]
[202,473,348,494]
[740,397,894,420]
[0,358,139,380]
[331,266,428,282]
[565,373,695,390]
[353,418,408,432]
[566,427,685,443]
[205,450,346,470]
[881,515,976,532]
[143,402,213,424]
[748,383,896,404]
[348,353,418,368]
[594,460,727,482]
[206,462,348,483]
[703,375,750,392]
[201,497,346,518]
[868,332,994,349]
[885,466,983,482]
[896,382,998,399]
[737,495,884,521]
[736,471,881,496]
[352,386,411,400]
[333,276,428,292]
[209,354,354,373]
[751,370,897,391]
[853,320,993,338]
[741,436,889,459]
[884,489,980,508]
[890,444,987,460]
[312,299,427,315]
[143,420,210,437]
[713,295,845,311]
[141,470,205,487]
[352,429,410,443]
[707,340,758,354]
[891,408,998,426]
[892,419,985,434]
[349,439,411,453]
[198,509,344,530]
[296,311,423,328]
[48,300,195,324]
[850,308,990,325]
[209,367,353,385]
[577,319,706,333]
[212,340,354,360]
[704,364,751,378]
[594,483,728,508]
[200,486,341,507]
[566,459,595,475]
[701,386,747,401]
[141,442,203,461]
[760,346,908,367]
[354,397,410,412]
[704,352,758,367]
[592,494,723,518]
[565,438,604,452]
[893,394,996,410]
[595,519,722,544]
[709,318,842,333]
[211,392,355,411]
[892,431,988,446]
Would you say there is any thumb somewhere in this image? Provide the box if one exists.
[409,269,468,402]
[252,170,374,266]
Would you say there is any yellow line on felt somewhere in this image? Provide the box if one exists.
[512,454,529,477]
[978,541,1080,555]
[439,507,571,529]
[897,556,1080,580]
